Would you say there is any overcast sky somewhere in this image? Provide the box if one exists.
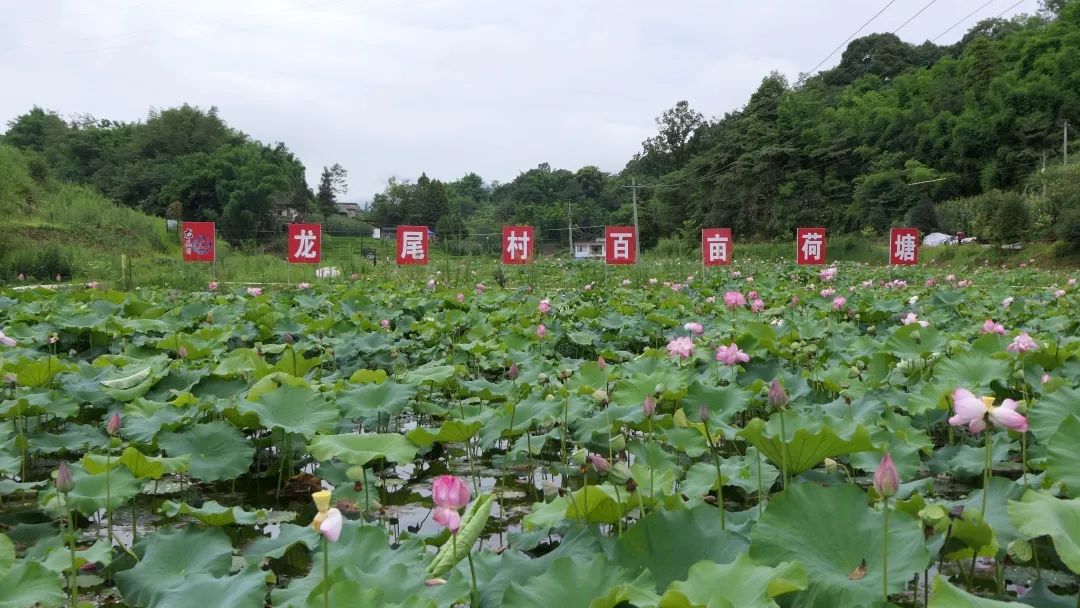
[0,0,1037,200]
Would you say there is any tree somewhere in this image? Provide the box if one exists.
[315,163,348,215]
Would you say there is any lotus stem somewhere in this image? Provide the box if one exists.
[322,536,329,608]
[560,393,569,488]
[981,429,991,520]
[467,550,479,607]
[702,417,725,530]
[64,493,77,608]
[882,498,890,602]
[777,410,790,489]
[756,448,764,516]
[106,450,113,546]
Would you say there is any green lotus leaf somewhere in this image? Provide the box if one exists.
[1046,415,1080,496]
[237,384,339,438]
[121,398,191,444]
[1027,387,1080,443]
[658,554,807,608]
[928,575,1020,606]
[158,500,268,526]
[523,484,628,529]
[157,421,254,482]
[933,354,1011,393]
[407,420,483,447]
[307,433,418,466]
[335,380,417,424]
[56,463,141,516]
[348,368,387,384]
[34,537,112,574]
[403,362,458,386]
[211,348,271,377]
[1007,491,1080,575]
[27,423,108,455]
[11,356,76,388]
[501,554,659,608]
[613,505,750,590]
[749,483,931,605]
[245,371,310,402]
[272,345,320,378]
[885,324,947,358]
[0,560,65,608]
[0,534,13,577]
[241,523,320,563]
[738,413,875,477]
[951,477,1026,554]
[116,526,263,608]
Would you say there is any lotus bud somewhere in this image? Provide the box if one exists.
[609,434,626,452]
[571,448,588,466]
[106,412,122,436]
[655,383,666,394]
[507,363,519,380]
[49,333,59,344]
[283,332,294,345]
[424,578,447,587]
[824,458,838,473]
[542,480,560,499]
[319,508,343,542]
[597,356,607,370]
[699,404,710,422]
[592,389,609,404]
[768,379,789,410]
[874,452,899,499]
[588,453,611,474]
[609,461,632,485]
[643,396,656,418]
[537,373,549,385]
[177,345,188,359]
[55,461,74,493]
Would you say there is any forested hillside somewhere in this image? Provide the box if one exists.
[3,2,1079,250]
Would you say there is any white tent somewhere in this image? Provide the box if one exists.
[922,232,954,247]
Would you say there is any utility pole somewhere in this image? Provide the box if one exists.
[1065,120,1070,166]
[1042,150,1047,197]
[631,177,640,258]
[567,200,574,257]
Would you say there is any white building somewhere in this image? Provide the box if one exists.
[573,240,605,259]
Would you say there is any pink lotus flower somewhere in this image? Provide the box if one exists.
[683,322,703,335]
[297,282,311,289]
[1002,296,1014,308]
[536,324,547,339]
[945,274,956,282]
[748,291,759,300]
[380,319,390,330]
[587,453,611,474]
[0,331,15,347]
[731,270,742,278]
[622,279,631,286]
[861,280,873,288]
[648,278,658,285]
[584,283,593,291]
[667,336,694,359]
[820,288,835,298]
[831,296,846,310]
[208,281,219,291]
[1007,332,1038,353]
[17,273,24,281]
[901,313,928,327]
[475,283,486,294]
[432,475,471,533]
[745,276,754,283]
[1041,373,1051,384]
[715,343,749,366]
[538,299,551,313]
[319,507,343,542]
[980,319,1005,335]
[86,281,100,289]
[925,278,937,287]
[350,273,359,280]
[874,452,899,498]
[949,389,1028,433]
[246,287,262,297]
[107,412,122,436]
[750,298,765,312]
[56,274,62,282]
[671,283,684,292]
[643,396,656,417]
[1069,278,1077,286]
[957,280,973,288]
[1054,289,1066,298]
[427,279,436,288]
[456,293,465,303]
[723,291,746,309]
[705,296,716,304]
[177,346,188,359]
[819,267,837,282]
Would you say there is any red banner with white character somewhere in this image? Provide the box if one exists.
[702,228,732,266]
[287,224,321,264]
[605,227,636,265]
[396,226,429,265]
[502,226,534,264]
[182,222,215,262]
[796,227,826,265]
[889,228,919,265]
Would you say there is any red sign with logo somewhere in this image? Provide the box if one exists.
[605,227,637,265]
[287,224,321,264]
[796,227,827,265]
[502,225,534,264]
[702,228,732,266]
[181,222,215,262]
[396,225,429,265]
[889,228,920,266]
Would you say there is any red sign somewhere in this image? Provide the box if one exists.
[796,227,827,265]
[605,227,637,265]
[890,228,920,265]
[181,222,215,262]
[396,225,429,265]
[702,228,732,266]
[502,225,534,264]
[287,224,321,264]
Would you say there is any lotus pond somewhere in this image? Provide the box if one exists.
[1,259,1079,607]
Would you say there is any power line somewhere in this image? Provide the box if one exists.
[804,0,899,77]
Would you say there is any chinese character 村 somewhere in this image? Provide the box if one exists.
[293,229,318,259]
[800,232,823,262]
[506,230,530,261]
[400,231,425,261]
